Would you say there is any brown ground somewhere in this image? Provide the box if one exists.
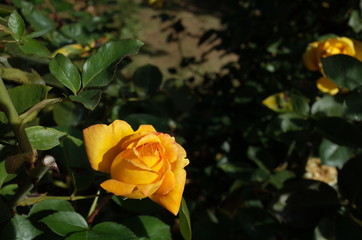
[124,4,238,84]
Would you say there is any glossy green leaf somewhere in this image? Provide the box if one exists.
[319,139,353,168]
[125,215,171,240]
[25,126,67,150]
[19,37,50,57]
[20,2,55,32]
[29,199,74,215]
[8,84,49,114]
[82,39,143,87]
[50,53,81,95]
[179,198,192,240]
[133,64,162,97]
[1,215,42,240]
[8,11,25,40]
[66,222,137,240]
[69,89,102,110]
[311,95,345,117]
[321,54,362,90]
[41,211,88,236]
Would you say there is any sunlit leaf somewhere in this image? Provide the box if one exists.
[82,40,143,87]
[50,53,81,95]
[319,139,353,168]
[1,215,42,240]
[25,126,67,150]
[29,199,74,215]
[8,11,24,40]
[19,37,50,57]
[41,211,88,236]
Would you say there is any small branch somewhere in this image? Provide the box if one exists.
[87,195,112,224]
[10,155,56,208]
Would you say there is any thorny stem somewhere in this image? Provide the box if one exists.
[10,155,56,208]
[0,76,34,157]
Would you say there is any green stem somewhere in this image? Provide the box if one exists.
[10,155,56,208]
[0,76,34,155]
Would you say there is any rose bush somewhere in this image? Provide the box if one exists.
[303,36,362,95]
[83,120,189,215]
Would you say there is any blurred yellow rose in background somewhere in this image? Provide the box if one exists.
[303,37,362,71]
[83,120,189,215]
[303,36,362,94]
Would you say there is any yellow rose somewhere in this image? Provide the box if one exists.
[303,37,362,71]
[316,76,339,95]
[83,120,189,215]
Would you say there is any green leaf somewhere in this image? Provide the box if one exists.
[179,198,192,240]
[133,64,163,97]
[266,113,310,142]
[29,199,74,215]
[69,89,102,110]
[19,37,50,57]
[1,215,42,240]
[311,95,345,117]
[7,84,49,114]
[50,54,81,95]
[0,160,16,188]
[8,11,25,40]
[125,215,171,240]
[20,2,55,32]
[0,184,17,195]
[321,54,362,90]
[41,211,88,236]
[71,222,137,240]
[82,39,143,87]
[319,139,353,168]
[60,23,89,45]
[25,126,67,150]
[53,101,85,127]
[344,91,362,121]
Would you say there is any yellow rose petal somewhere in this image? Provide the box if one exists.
[156,170,176,195]
[303,42,320,71]
[111,153,160,185]
[83,120,134,173]
[316,77,339,95]
[137,181,162,196]
[150,168,186,215]
[101,179,136,196]
[136,125,157,133]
